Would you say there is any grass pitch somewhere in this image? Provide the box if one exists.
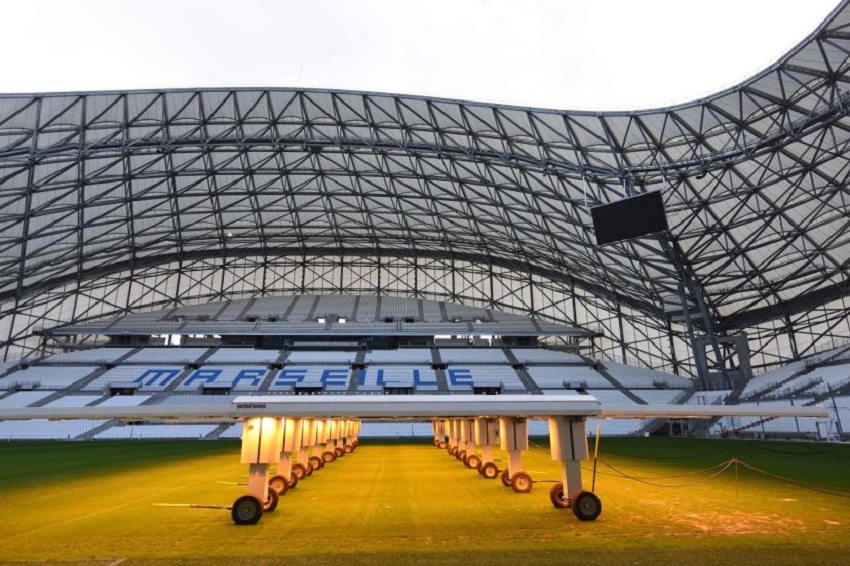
[0,436,848,565]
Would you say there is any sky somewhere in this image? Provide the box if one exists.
[0,0,841,111]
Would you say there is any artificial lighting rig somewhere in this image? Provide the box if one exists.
[0,394,827,525]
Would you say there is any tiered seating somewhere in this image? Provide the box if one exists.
[469,366,525,391]
[528,366,611,389]
[586,389,637,405]
[443,302,488,321]
[797,363,850,394]
[364,349,432,364]
[359,421,433,438]
[0,419,104,439]
[831,396,850,430]
[159,394,236,405]
[420,299,442,322]
[175,367,267,391]
[205,348,281,364]
[741,345,848,398]
[379,296,420,320]
[95,424,218,440]
[244,295,297,320]
[43,394,103,407]
[169,301,224,320]
[314,295,358,320]
[286,351,357,364]
[282,296,316,321]
[219,422,244,439]
[471,319,536,333]
[439,348,508,364]
[525,417,643,436]
[0,391,53,407]
[96,394,151,407]
[588,418,645,436]
[633,389,681,404]
[0,360,22,374]
[600,361,693,389]
[355,296,378,321]
[719,400,820,435]
[511,348,583,364]
[354,366,440,392]
[84,366,183,392]
[687,390,731,405]
[268,365,350,391]
[0,366,100,390]
[125,348,208,364]
[44,348,134,364]
[214,298,251,320]
[741,360,810,397]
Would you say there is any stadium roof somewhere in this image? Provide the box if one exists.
[1,1,850,361]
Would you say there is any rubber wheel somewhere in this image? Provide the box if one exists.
[288,473,299,490]
[511,471,533,493]
[458,450,467,462]
[466,454,481,470]
[292,463,308,480]
[436,440,447,449]
[449,446,458,456]
[263,488,279,512]
[268,474,289,496]
[322,451,336,463]
[309,455,324,470]
[334,447,344,458]
[481,462,499,479]
[231,495,262,525]
[500,469,512,488]
[549,482,569,509]
[344,444,353,454]
[573,491,602,521]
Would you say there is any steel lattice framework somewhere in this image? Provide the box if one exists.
[2,2,850,372]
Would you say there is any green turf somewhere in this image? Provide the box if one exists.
[0,437,848,565]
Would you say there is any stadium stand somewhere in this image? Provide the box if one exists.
[0,295,841,441]
[0,366,100,390]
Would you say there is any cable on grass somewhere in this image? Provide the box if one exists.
[600,447,732,460]
[733,459,850,499]
[588,458,736,487]
[748,444,850,456]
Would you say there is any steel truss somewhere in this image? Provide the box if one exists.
[3,2,850,372]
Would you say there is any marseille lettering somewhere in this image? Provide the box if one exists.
[130,367,474,388]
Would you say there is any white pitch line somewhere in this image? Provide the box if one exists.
[107,559,126,566]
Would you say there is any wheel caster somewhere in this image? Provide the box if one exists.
[263,489,279,512]
[344,444,353,454]
[309,456,324,471]
[292,463,309,480]
[288,473,299,490]
[436,440,447,450]
[457,450,467,462]
[500,470,512,488]
[549,482,569,508]
[466,454,481,470]
[449,446,458,456]
[481,462,499,479]
[511,471,533,493]
[334,447,344,458]
[268,474,289,496]
[573,491,602,521]
[231,495,263,525]
[322,451,336,463]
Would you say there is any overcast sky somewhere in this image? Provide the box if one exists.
[0,0,840,110]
